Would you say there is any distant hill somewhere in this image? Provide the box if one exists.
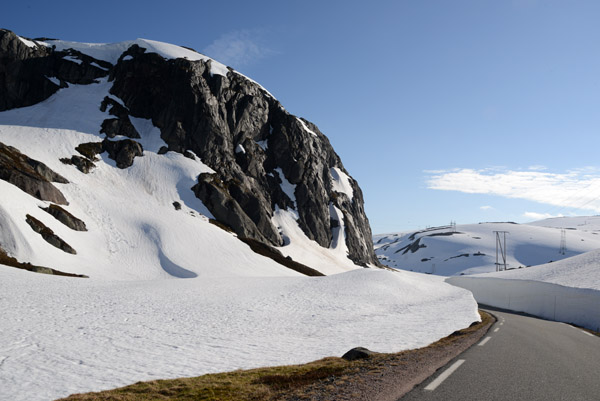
[373,216,600,276]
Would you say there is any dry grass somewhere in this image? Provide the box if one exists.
[59,311,493,401]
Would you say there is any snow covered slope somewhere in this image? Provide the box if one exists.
[0,265,480,401]
[0,79,298,279]
[374,219,600,276]
[480,247,600,290]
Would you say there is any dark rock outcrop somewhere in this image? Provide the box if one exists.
[0,142,69,204]
[25,214,77,254]
[108,45,378,266]
[101,138,143,168]
[60,155,96,174]
[41,204,87,231]
[0,29,111,111]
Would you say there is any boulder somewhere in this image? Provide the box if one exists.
[0,142,68,205]
[25,214,77,254]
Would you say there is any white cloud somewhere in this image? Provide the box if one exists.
[480,205,494,211]
[203,30,273,68]
[522,212,564,220]
[427,167,600,212]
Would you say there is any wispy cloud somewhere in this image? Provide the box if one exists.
[427,167,600,212]
[522,212,564,220]
[480,205,494,211]
[203,30,273,68]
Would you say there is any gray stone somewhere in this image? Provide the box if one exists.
[342,347,377,361]
[41,204,87,231]
[25,214,77,254]
[0,142,69,205]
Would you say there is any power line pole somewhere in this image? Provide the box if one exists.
[494,231,509,271]
[559,229,567,255]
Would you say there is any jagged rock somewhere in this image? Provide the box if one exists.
[109,47,378,266]
[60,155,96,174]
[342,347,376,361]
[0,29,111,111]
[98,99,139,138]
[102,138,143,169]
[0,142,69,204]
[25,214,77,254]
[172,201,181,210]
[75,142,103,161]
[41,204,87,231]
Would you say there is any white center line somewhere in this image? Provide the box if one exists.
[494,328,500,333]
[424,359,465,391]
[478,336,492,346]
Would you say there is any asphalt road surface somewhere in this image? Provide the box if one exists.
[400,307,600,401]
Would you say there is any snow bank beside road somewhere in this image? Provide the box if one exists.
[447,276,600,332]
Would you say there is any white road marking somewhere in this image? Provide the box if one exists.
[494,328,500,333]
[500,322,504,326]
[478,336,492,346]
[581,330,594,337]
[424,359,465,391]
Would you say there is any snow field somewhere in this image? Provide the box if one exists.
[0,267,480,401]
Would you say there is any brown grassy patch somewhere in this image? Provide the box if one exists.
[59,312,493,401]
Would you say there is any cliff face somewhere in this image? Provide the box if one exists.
[0,29,378,268]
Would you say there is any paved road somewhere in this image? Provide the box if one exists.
[400,307,600,401]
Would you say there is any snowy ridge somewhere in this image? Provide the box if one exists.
[44,38,230,76]
[374,220,600,276]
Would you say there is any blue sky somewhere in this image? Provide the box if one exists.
[5,0,600,233]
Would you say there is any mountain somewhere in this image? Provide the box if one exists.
[0,29,482,401]
[374,216,600,276]
[0,28,378,277]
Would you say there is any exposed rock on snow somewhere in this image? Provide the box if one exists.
[101,138,144,169]
[41,204,87,231]
[25,214,77,254]
[0,142,69,204]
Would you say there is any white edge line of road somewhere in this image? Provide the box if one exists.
[424,359,466,391]
[478,336,492,346]
[581,330,594,337]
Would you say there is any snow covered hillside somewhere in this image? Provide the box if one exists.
[374,218,600,276]
[0,31,481,401]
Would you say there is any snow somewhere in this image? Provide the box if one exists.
[256,139,268,150]
[274,167,296,208]
[17,36,36,48]
[235,143,245,154]
[329,203,349,257]
[374,221,600,276]
[46,38,229,77]
[63,55,83,65]
[297,117,318,137]
[0,266,480,401]
[45,76,60,86]
[330,166,354,201]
